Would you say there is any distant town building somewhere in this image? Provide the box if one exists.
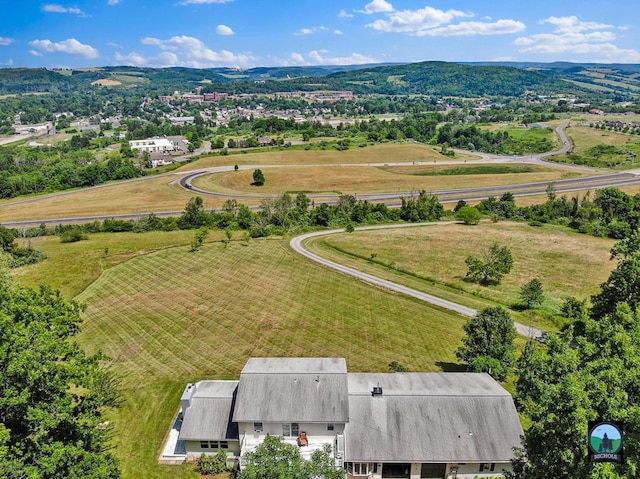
[129,138,175,153]
[169,117,195,126]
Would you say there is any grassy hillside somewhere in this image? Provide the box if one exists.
[69,235,465,478]
[11,221,618,478]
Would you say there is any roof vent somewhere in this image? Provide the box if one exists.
[371,386,383,396]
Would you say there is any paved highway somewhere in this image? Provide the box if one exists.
[4,124,640,228]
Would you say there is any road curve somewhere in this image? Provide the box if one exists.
[290,223,542,338]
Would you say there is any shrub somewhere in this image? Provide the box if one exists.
[59,228,88,243]
[455,206,482,225]
[197,450,228,476]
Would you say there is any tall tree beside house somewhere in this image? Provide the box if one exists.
[0,255,121,479]
[456,306,516,381]
[590,230,640,319]
[239,435,342,479]
[511,234,640,479]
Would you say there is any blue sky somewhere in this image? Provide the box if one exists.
[1,0,639,69]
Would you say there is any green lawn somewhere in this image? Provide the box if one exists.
[11,221,617,479]
[60,235,468,479]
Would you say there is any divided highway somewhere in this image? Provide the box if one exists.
[4,124,640,228]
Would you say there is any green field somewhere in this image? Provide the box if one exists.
[306,222,615,316]
[548,125,640,169]
[12,220,619,479]
[414,165,536,176]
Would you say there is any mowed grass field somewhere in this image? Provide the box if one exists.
[193,163,576,196]
[15,229,471,479]
[567,125,640,151]
[13,221,619,479]
[180,142,463,170]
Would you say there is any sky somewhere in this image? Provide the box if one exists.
[1,0,639,69]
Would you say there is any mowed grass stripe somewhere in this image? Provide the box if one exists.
[77,238,466,379]
[75,237,466,478]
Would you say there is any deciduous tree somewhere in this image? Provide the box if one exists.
[465,242,513,285]
[519,278,544,308]
[252,169,265,186]
[456,306,516,380]
[0,261,121,478]
[456,205,482,225]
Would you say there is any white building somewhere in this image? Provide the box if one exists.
[129,138,175,153]
[175,358,523,478]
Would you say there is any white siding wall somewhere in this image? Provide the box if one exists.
[238,421,344,439]
[184,440,241,458]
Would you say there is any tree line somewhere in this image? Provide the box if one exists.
[0,143,141,198]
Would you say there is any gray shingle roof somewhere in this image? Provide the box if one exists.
[232,358,349,423]
[345,373,523,463]
[179,380,239,441]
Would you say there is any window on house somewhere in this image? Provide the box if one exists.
[490,463,496,472]
[291,423,299,436]
[282,424,291,436]
[327,423,335,431]
[479,463,485,472]
[254,422,263,432]
[219,441,228,449]
[350,463,372,476]
[200,441,209,449]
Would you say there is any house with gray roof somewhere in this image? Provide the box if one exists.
[175,358,522,478]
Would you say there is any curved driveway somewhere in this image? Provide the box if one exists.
[290,223,542,338]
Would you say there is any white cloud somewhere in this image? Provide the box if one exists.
[0,37,14,46]
[178,0,234,4]
[515,15,640,63]
[281,50,376,66]
[338,9,353,18]
[122,35,251,68]
[367,6,470,33]
[216,24,234,35]
[361,0,394,14]
[541,16,612,34]
[29,38,99,58]
[29,50,44,57]
[107,0,121,5]
[0,59,13,66]
[492,56,515,62]
[293,26,328,36]
[417,19,525,37]
[334,29,343,35]
[41,4,86,16]
[289,52,305,63]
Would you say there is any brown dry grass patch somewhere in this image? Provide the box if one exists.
[177,143,461,170]
[193,164,578,195]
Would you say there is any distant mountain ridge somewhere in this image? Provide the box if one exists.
[1,60,639,99]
